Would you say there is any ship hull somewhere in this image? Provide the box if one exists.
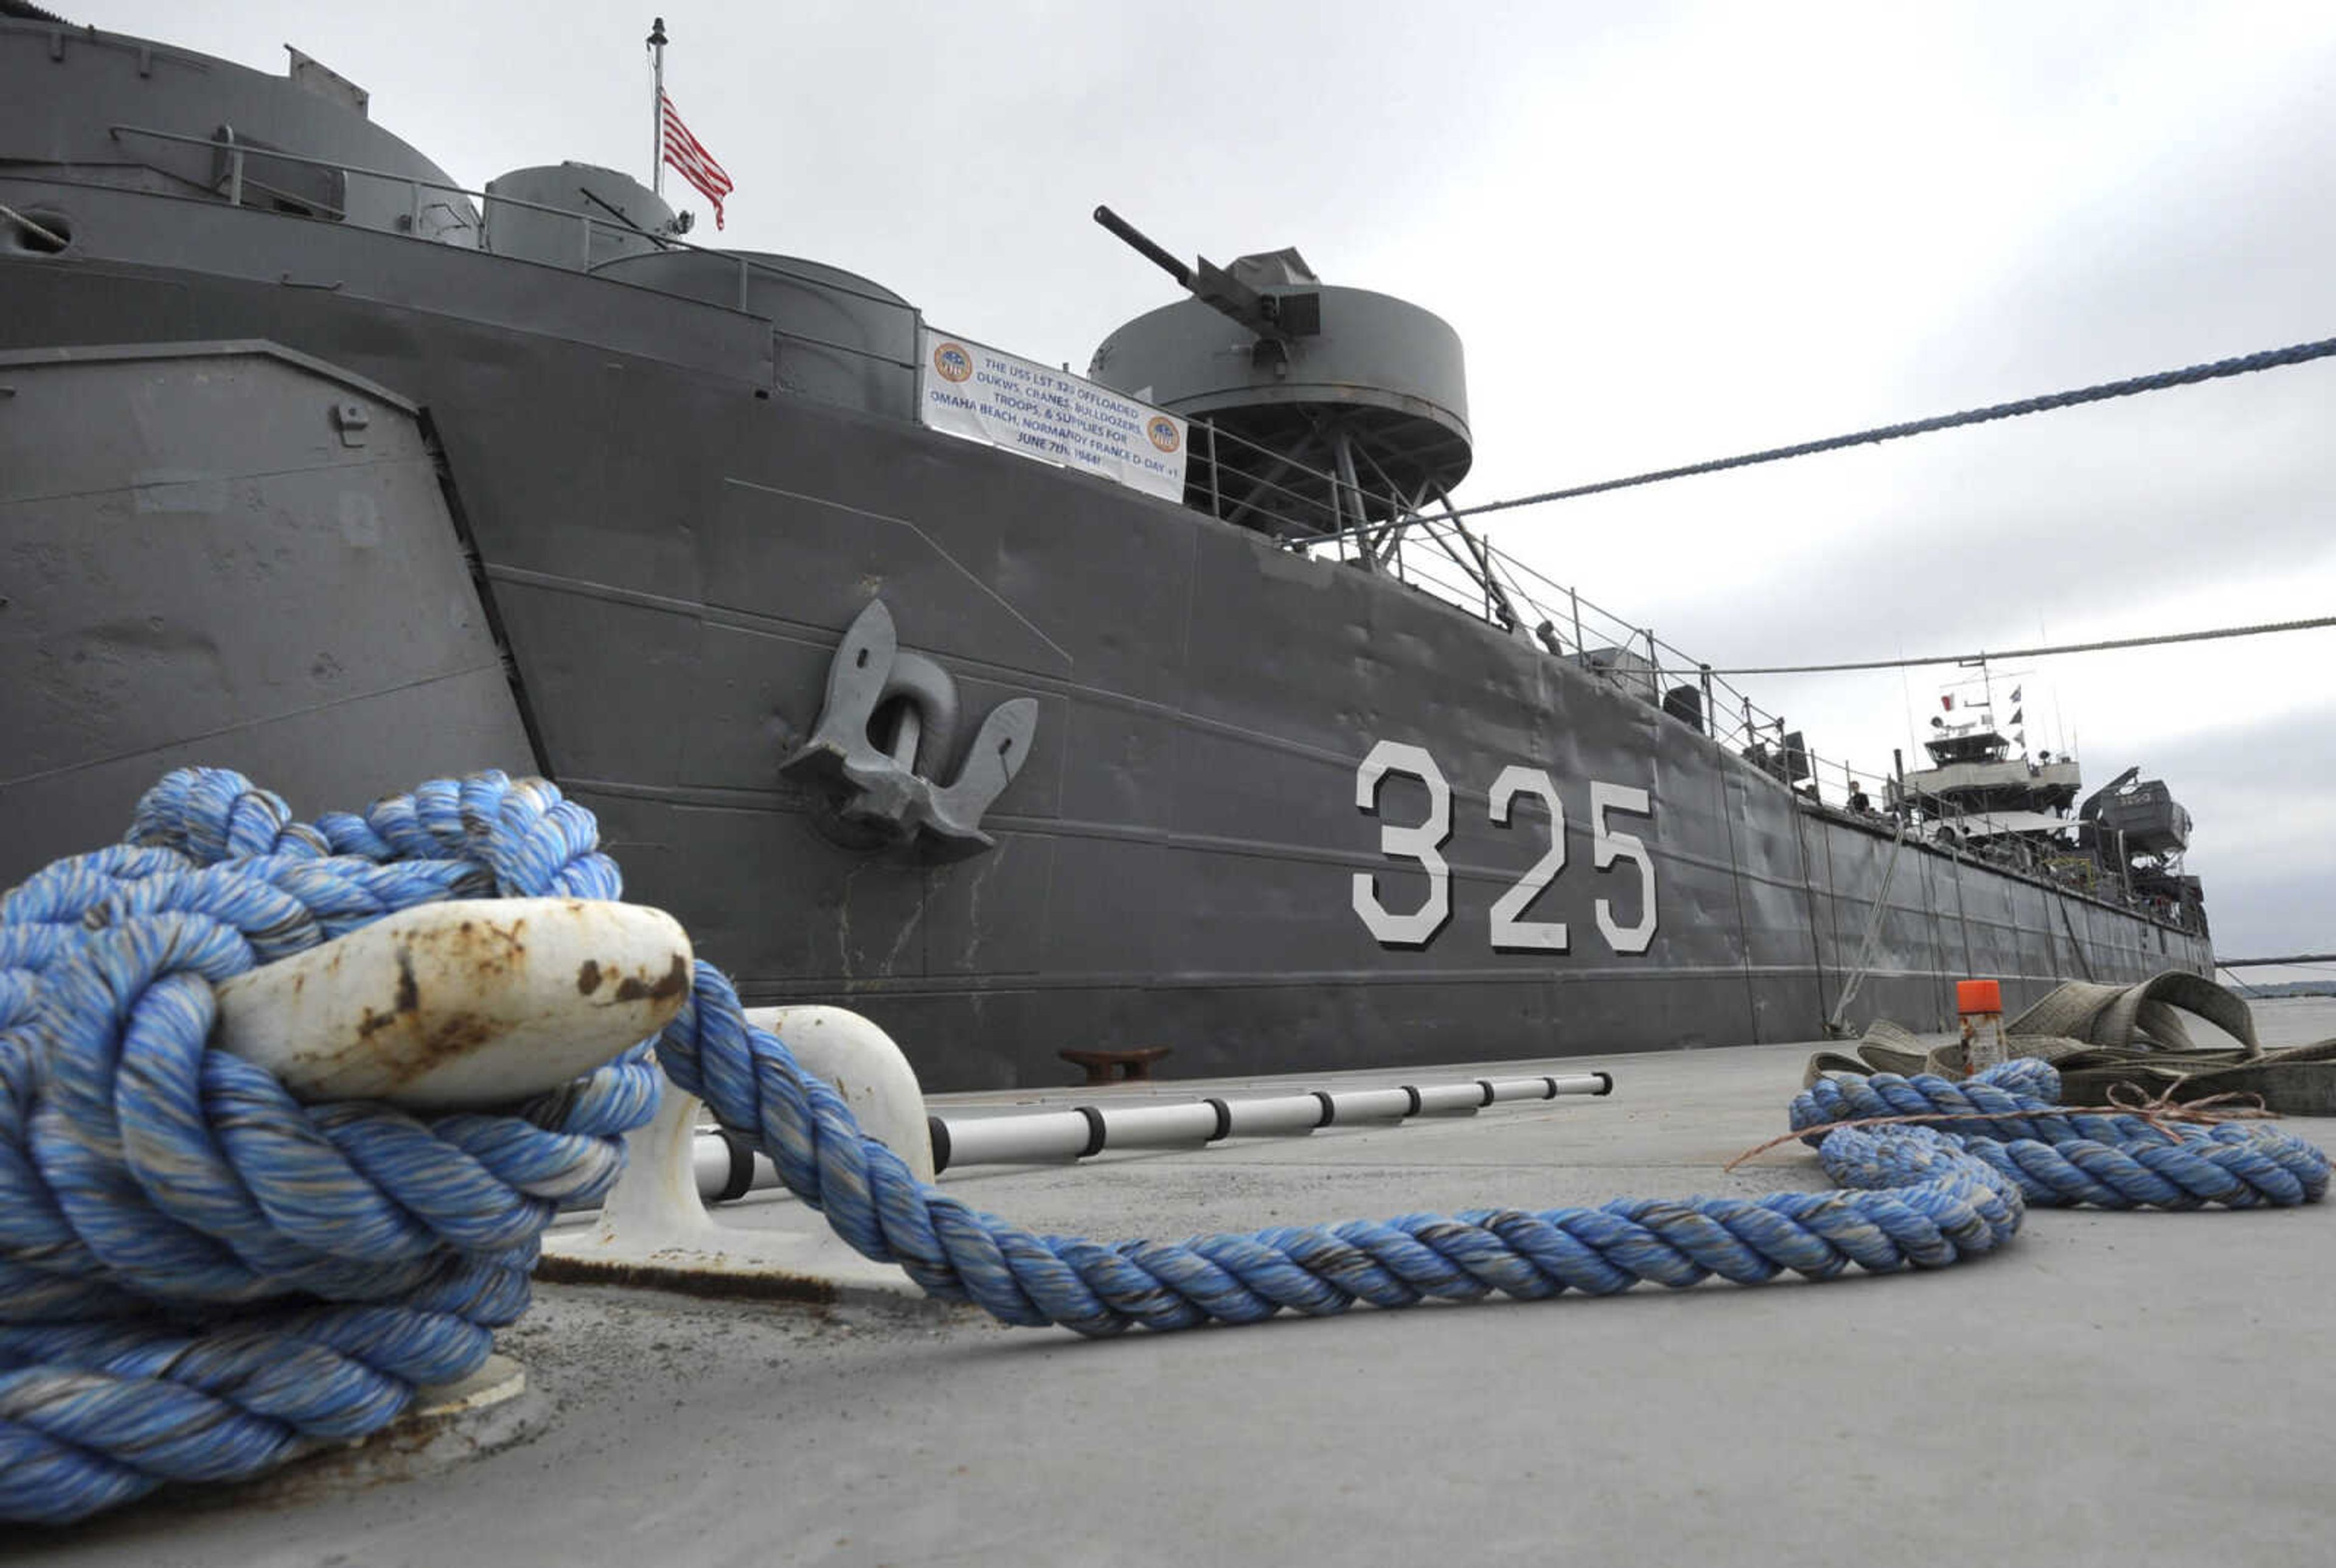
[0,177,2209,1089]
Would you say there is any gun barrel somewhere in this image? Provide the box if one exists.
[1093,204,1192,289]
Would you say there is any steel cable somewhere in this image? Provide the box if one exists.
[1405,334,2336,530]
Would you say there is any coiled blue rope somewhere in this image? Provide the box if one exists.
[4,769,2325,1523]
[1,771,659,1525]
[1791,1061,2330,1209]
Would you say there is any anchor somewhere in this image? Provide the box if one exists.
[779,599,1037,859]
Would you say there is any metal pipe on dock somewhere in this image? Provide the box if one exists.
[692,1127,778,1204]
[925,1072,1612,1175]
[577,1072,1615,1208]
[558,1124,777,1210]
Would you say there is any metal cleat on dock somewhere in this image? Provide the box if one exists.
[538,1005,944,1308]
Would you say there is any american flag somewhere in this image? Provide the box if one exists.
[660,90,734,229]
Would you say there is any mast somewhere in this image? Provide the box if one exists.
[647,16,667,196]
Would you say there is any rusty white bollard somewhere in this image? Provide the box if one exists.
[1957,979,2007,1072]
[537,1004,938,1307]
[212,898,693,1105]
[209,896,697,1439]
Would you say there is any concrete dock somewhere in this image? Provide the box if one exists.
[27,997,2336,1566]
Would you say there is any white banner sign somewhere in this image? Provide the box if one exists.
[918,328,1189,503]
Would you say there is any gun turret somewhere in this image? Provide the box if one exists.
[1085,210,1472,540]
[1093,205,1321,349]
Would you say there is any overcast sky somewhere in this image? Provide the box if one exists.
[91,2,2336,975]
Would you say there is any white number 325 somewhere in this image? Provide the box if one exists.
[1352,740,1656,955]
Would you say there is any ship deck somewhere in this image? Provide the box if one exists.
[29,997,2336,1566]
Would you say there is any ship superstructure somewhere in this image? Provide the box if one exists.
[1883,688,2200,930]
[1897,720,2081,819]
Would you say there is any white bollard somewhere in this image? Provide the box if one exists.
[591,1070,716,1243]
[538,1005,942,1308]
[212,898,692,1108]
[745,1005,935,1184]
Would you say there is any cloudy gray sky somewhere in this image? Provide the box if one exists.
[96,2,2336,974]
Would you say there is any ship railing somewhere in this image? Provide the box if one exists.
[1152,421,2188,930]
[1296,479,2191,931]
[102,123,914,335]
[1184,416,1560,626]
[1184,418,2039,833]
[1260,502,2183,929]
[1472,540,2037,848]
[1183,417,1361,540]
[1424,532,1860,807]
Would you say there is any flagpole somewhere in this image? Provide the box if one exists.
[647,16,667,196]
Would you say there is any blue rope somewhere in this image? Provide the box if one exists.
[1791,1068,2331,1210]
[1,770,659,1525]
[658,970,2322,1334]
[4,770,2326,1524]
[1413,333,2336,529]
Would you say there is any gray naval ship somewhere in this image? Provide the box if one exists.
[0,13,2211,1089]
